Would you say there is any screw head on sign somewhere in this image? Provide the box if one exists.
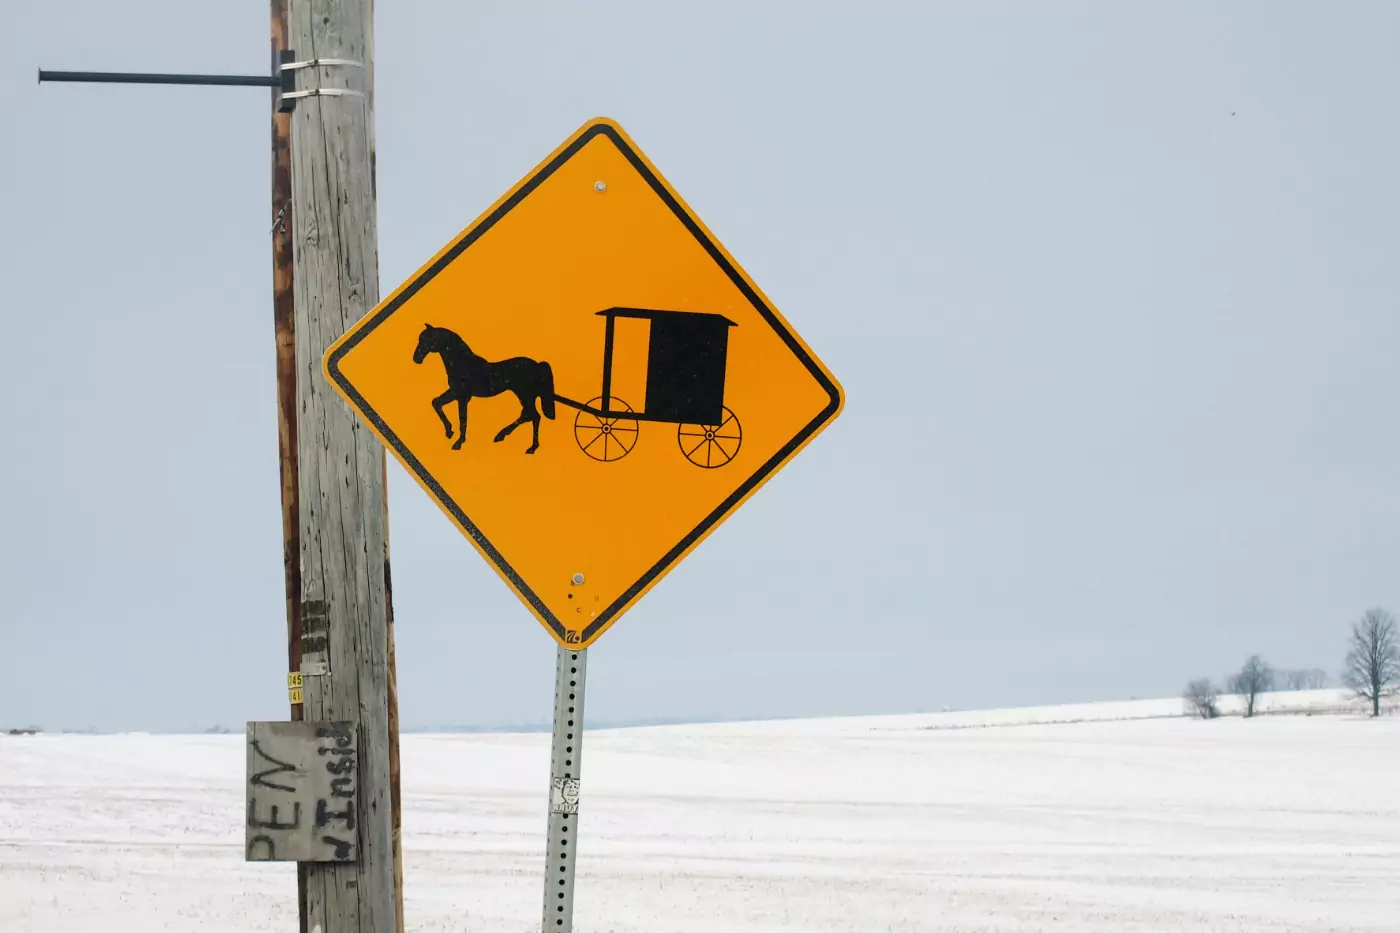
[593,180,606,192]
[571,572,585,585]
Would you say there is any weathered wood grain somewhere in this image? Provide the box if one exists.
[360,7,405,925]
[288,1,395,930]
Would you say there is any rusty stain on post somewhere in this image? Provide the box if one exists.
[271,1,307,931]
[271,0,299,708]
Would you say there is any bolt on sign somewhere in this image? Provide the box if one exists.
[324,118,843,649]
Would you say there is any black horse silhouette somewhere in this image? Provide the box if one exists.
[412,324,556,454]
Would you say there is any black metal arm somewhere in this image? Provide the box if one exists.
[38,70,279,87]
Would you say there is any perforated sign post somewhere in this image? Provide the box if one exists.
[323,117,844,931]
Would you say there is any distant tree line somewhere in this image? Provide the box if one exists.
[1184,607,1399,720]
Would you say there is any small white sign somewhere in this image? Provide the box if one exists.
[550,777,580,814]
[245,720,358,862]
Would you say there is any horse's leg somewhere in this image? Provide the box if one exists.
[432,390,455,439]
[526,406,541,455]
[451,398,469,450]
[493,409,529,444]
[494,391,539,448]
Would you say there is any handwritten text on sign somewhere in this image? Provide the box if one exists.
[245,720,359,862]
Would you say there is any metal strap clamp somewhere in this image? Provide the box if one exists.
[276,54,366,111]
[279,58,365,72]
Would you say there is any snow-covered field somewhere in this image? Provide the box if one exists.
[2,694,1397,932]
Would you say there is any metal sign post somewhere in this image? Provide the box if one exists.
[543,645,586,932]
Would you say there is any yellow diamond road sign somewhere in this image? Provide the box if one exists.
[324,117,844,649]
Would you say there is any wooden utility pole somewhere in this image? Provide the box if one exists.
[286,1,398,930]
[40,5,402,928]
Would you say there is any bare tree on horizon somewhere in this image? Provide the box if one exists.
[1280,668,1330,691]
[1343,607,1400,718]
[1229,655,1273,718]
[1184,678,1221,719]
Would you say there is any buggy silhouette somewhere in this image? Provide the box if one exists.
[553,307,741,468]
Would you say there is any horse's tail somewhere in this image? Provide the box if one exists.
[539,361,556,419]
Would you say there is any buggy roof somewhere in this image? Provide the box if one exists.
[597,307,737,327]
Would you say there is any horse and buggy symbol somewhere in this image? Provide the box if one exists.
[413,306,742,468]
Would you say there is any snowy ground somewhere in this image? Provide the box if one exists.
[2,694,1397,932]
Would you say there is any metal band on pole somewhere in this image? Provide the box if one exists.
[280,88,366,101]
[543,645,586,932]
[279,58,365,72]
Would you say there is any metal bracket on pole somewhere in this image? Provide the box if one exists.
[543,644,586,932]
[277,52,365,110]
[275,49,297,114]
[35,48,342,115]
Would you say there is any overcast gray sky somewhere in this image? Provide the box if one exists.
[3,2,1397,732]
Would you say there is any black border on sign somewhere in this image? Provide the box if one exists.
[326,123,842,644]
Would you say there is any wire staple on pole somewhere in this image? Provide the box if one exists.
[279,58,365,72]
[280,88,366,101]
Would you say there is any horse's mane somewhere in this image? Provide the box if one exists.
[431,326,472,356]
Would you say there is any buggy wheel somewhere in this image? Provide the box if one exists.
[574,396,639,462]
[678,407,742,469]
